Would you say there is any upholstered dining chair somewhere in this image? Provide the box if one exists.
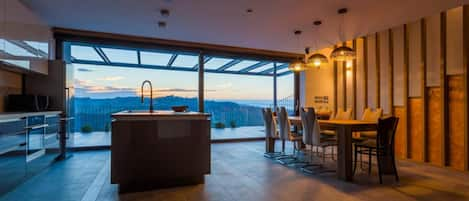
[358,108,383,139]
[276,107,303,165]
[353,116,400,184]
[320,108,353,140]
[262,108,282,158]
[300,107,338,174]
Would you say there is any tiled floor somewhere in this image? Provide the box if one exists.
[72,126,264,147]
[2,141,469,201]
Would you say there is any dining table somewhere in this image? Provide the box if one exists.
[288,116,377,181]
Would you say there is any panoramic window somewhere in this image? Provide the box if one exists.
[67,42,294,144]
[72,63,198,147]
[204,71,274,140]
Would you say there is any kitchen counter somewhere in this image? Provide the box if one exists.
[111,110,211,193]
[112,110,210,121]
[0,111,62,121]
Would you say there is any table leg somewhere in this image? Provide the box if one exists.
[266,137,275,153]
[336,126,353,181]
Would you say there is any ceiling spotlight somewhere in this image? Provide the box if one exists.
[160,9,170,17]
[158,21,167,28]
[246,8,253,13]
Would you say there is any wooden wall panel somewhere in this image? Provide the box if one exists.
[393,26,405,106]
[448,75,465,170]
[409,98,424,161]
[409,21,423,97]
[367,35,377,109]
[426,15,441,87]
[447,7,463,75]
[337,55,345,110]
[356,38,366,119]
[346,41,354,112]
[427,87,442,165]
[303,6,469,171]
[393,107,407,159]
[379,31,391,114]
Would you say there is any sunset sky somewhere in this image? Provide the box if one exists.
[73,63,294,100]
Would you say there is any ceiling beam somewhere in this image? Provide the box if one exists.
[167,54,178,67]
[53,28,300,62]
[93,47,111,64]
[193,56,212,70]
[216,59,242,71]
[71,59,274,77]
[260,63,288,74]
[239,62,269,73]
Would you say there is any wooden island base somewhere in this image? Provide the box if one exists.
[111,111,211,193]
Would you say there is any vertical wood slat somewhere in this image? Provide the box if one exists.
[343,42,347,110]
[363,37,369,109]
[463,5,469,171]
[421,18,428,162]
[404,24,410,159]
[334,45,338,113]
[440,12,448,166]
[389,29,394,115]
[376,33,381,108]
[353,40,358,119]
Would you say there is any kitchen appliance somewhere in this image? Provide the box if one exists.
[24,60,75,159]
[25,115,47,162]
[7,95,50,112]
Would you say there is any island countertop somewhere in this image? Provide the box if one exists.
[112,110,211,121]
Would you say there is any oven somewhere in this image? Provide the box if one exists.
[25,115,47,162]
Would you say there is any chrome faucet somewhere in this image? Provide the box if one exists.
[141,80,154,113]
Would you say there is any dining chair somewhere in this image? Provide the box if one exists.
[320,108,352,143]
[276,107,303,165]
[300,107,337,174]
[353,116,400,184]
[358,108,383,140]
[262,108,282,158]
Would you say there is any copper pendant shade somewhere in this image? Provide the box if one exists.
[330,46,356,62]
[331,8,356,62]
[288,59,307,72]
[306,53,328,68]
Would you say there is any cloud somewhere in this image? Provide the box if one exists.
[77,68,93,72]
[74,79,215,99]
[96,76,125,81]
[216,82,233,89]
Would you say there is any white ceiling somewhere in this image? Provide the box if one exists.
[21,0,466,54]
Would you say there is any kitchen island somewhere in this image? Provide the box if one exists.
[111,110,211,193]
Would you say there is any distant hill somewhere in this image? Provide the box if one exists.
[72,96,264,132]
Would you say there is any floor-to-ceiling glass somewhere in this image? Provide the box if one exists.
[66,42,294,144]
[70,45,199,147]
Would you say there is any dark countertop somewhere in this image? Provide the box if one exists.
[112,110,211,121]
[0,111,62,121]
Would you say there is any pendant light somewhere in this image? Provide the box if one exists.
[330,8,356,62]
[306,20,329,68]
[288,30,307,72]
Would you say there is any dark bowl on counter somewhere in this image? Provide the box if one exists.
[171,106,189,112]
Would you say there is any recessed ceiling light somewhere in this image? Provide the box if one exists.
[158,21,167,28]
[160,9,170,17]
[246,8,253,13]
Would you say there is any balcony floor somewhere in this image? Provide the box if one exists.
[2,141,469,201]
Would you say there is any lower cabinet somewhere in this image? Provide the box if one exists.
[0,118,27,195]
[0,113,61,196]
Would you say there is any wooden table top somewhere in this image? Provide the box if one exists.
[288,116,376,126]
